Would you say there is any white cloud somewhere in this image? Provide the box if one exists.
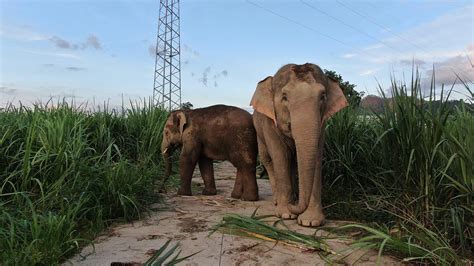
[0,25,49,41]
[2,24,102,52]
[20,49,81,60]
[348,4,473,97]
[0,86,17,95]
[468,43,474,53]
[342,53,357,58]
[400,59,427,66]
[360,69,378,76]
[386,5,473,51]
[0,83,86,107]
[363,44,383,51]
[424,47,474,86]
[358,5,473,64]
[0,83,149,110]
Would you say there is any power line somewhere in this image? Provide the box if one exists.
[336,0,473,80]
[247,0,473,85]
[246,0,377,58]
[306,0,473,80]
[334,0,431,55]
[246,0,350,48]
[300,0,404,54]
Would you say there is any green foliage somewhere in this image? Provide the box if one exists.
[143,239,201,266]
[0,99,171,265]
[339,211,466,264]
[211,210,335,261]
[180,102,194,110]
[324,69,363,106]
[322,73,473,263]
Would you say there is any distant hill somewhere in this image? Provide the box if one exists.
[360,95,385,113]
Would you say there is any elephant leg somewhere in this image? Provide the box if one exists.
[177,148,200,196]
[199,157,216,195]
[297,173,324,226]
[272,158,296,219]
[290,158,298,203]
[237,167,258,201]
[258,139,277,205]
[264,138,296,220]
[231,169,243,199]
[297,134,325,227]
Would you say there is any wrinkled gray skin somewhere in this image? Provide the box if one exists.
[251,63,348,227]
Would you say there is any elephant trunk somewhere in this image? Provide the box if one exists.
[161,139,173,187]
[288,102,321,215]
[163,150,172,179]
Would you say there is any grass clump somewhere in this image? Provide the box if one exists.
[323,72,473,264]
[143,239,201,266]
[0,99,172,265]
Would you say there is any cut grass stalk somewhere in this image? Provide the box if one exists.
[210,211,336,261]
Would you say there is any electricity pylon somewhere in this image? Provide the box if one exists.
[153,0,181,110]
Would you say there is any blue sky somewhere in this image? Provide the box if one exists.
[1,0,473,108]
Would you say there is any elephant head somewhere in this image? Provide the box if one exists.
[250,63,348,215]
[161,111,187,181]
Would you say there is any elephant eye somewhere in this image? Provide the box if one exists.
[282,93,288,102]
[321,94,327,102]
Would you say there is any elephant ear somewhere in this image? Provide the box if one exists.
[323,77,349,123]
[250,76,276,125]
[176,111,187,135]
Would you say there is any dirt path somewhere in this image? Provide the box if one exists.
[67,162,397,265]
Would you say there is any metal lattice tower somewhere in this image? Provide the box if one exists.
[153,0,181,110]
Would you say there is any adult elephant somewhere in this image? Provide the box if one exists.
[250,63,348,226]
[161,105,259,201]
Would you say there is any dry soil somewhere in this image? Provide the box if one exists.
[66,161,398,265]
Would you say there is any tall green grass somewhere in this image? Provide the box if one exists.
[323,74,473,263]
[1,72,472,264]
[0,99,170,265]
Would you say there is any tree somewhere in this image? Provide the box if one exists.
[180,102,193,110]
[324,70,363,106]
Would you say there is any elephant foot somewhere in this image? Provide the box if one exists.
[202,187,217,195]
[275,205,297,220]
[240,190,258,201]
[230,188,242,199]
[297,207,325,227]
[177,187,192,196]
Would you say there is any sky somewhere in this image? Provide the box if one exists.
[1,0,473,108]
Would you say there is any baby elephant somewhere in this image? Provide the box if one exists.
[161,105,259,201]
